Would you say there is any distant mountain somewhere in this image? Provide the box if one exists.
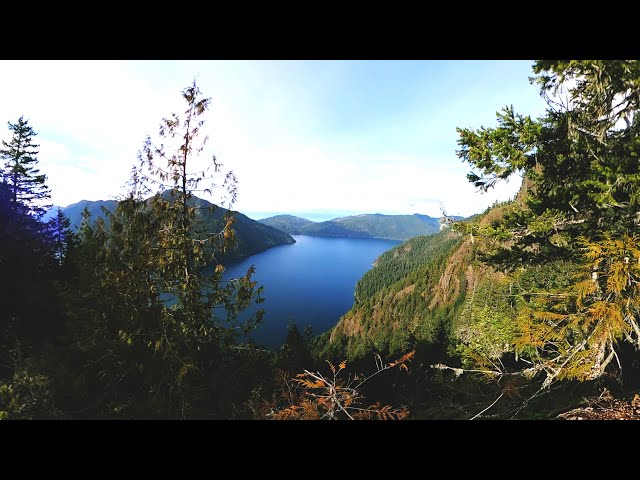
[332,213,441,240]
[46,196,294,262]
[257,214,315,235]
[301,220,373,238]
[412,213,443,232]
[258,212,462,241]
[187,197,295,261]
[53,199,119,230]
[42,206,62,223]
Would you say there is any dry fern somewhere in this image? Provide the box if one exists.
[268,351,415,420]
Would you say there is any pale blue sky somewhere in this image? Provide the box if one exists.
[0,60,548,220]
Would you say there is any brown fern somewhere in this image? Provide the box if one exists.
[269,351,415,420]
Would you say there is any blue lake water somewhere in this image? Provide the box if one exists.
[223,235,401,348]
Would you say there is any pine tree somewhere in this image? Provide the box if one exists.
[0,116,51,218]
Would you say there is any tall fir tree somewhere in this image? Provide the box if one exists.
[0,116,51,218]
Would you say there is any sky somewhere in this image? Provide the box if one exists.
[0,60,549,221]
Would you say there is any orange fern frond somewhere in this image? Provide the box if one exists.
[326,360,336,374]
[388,350,416,371]
[294,377,325,389]
[271,405,301,420]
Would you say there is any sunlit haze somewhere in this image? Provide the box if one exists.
[0,60,548,220]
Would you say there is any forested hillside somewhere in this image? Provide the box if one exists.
[259,212,451,240]
[316,210,496,360]
[3,60,640,420]
[315,61,640,418]
[45,196,294,262]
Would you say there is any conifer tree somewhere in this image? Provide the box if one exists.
[455,60,640,386]
[0,116,51,218]
[64,80,265,418]
[47,207,75,264]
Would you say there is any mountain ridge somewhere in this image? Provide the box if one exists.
[45,196,295,262]
[258,212,464,241]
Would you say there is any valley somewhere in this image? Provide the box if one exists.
[3,60,639,420]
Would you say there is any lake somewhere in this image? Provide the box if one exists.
[223,235,401,348]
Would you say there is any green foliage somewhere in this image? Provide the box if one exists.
[323,231,464,360]
[47,207,76,264]
[454,60,640,386]
[509,236,640,384]
[0,182,62,352]
[0,363,61,420]
[355,231,462,301]
[274,323,314,373]
[532,60,640,140]
[309,331,347,363]
[458,61,640,255]
[453,273,515,365]
[51,80,269,418]
[457,105,540,192]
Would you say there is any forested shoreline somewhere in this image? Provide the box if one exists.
[2,61,640,420]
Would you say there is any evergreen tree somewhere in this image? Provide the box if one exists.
[0,176,58,362]
[60,80,265,418]
[455,60,640,385]
[47,208,76,264]
[0,116,51,218]
[276,323,313,373]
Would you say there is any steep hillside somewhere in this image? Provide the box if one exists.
[323,230,466,359]
[192,201,296,261]
[316,204,518,363]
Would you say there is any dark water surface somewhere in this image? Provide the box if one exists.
[223,235,400,347]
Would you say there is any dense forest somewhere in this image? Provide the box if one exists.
[2,61,640,420]
[315,61,640,418]
[0,80,415,420]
